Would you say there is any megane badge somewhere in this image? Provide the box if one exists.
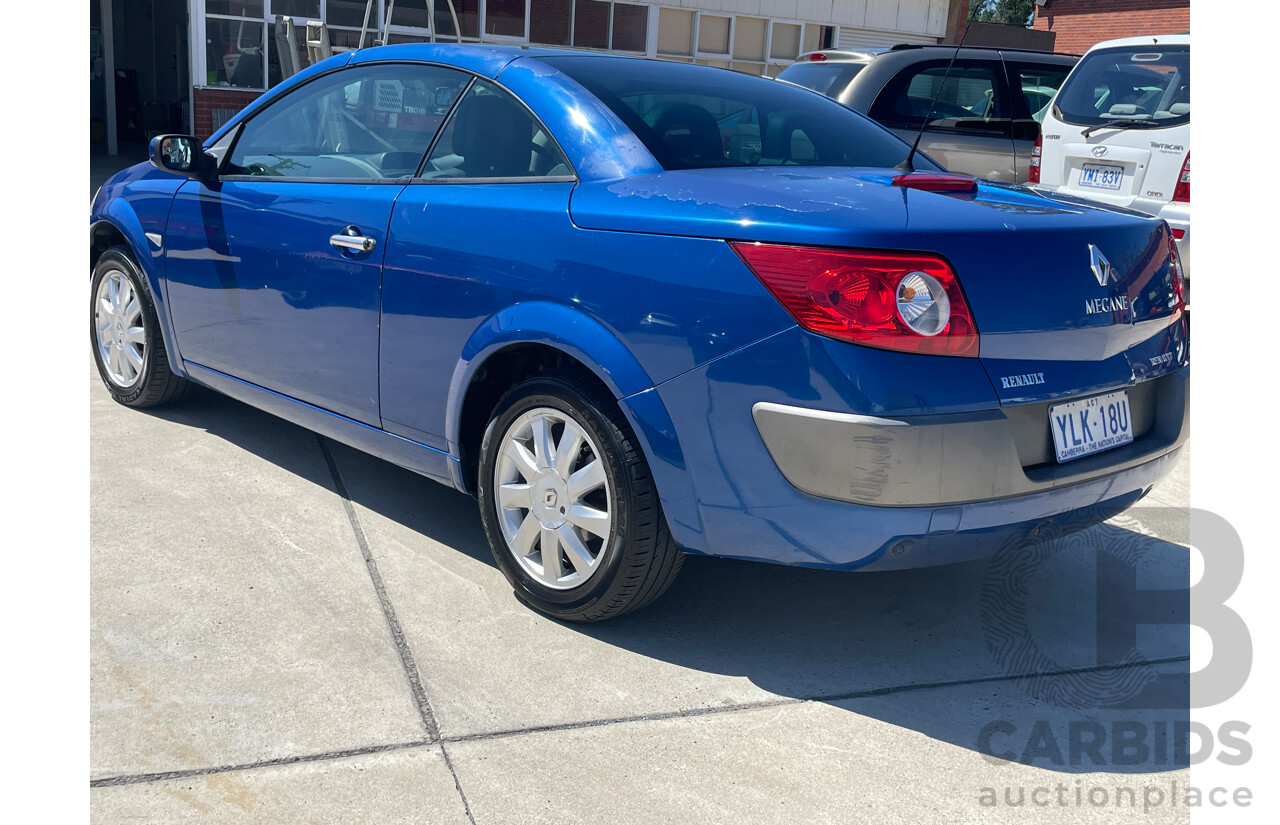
[1091,145,1109,157]
[1089,245,1113,287]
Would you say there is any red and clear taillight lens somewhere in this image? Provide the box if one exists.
[1168,231,1187,309]
[731,243,979,357]
[1027,133,1042,184]
[1173,152,1190,202]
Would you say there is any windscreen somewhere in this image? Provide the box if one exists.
[1053,45,1190,128]
[540,55,928,172]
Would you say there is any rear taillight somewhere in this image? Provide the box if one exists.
[1173,152,1190,202]
[1027,132,1042,184]
[731,243,979,357]
[1168,232,1187,309]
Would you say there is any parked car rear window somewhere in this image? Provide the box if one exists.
[1053,45,1190,127]
[540,55,927,171]
[775,62,866,98]
[868,62,1006,132]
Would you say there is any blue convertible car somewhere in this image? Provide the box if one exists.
[90,45,1188,621]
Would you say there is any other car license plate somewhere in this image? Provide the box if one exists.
[1049,390,1133,463]
[1079,162,1124,190]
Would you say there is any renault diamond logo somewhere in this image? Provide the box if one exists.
[1089,245,1113,287]
[1091,145,1109,158]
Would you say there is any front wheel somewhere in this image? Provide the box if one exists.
[477,371,684,622]
[90,246,189,408]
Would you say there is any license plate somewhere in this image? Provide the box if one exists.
[1049,390,1134,463]
[1079,162,1124,190]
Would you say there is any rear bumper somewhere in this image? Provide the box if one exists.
[752,367,1188,507]
[629,325,1188,571]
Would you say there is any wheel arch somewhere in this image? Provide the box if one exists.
[90,207,187,378]
[448,302,651,485]
[446,303,702,550]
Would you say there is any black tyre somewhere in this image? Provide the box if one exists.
[477,370,684,622]
[90,246,190,408]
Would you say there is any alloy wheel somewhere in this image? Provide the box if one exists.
[94,269,146,388]
[493,406,613,590]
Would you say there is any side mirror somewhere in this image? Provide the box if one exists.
[149,135,217,180]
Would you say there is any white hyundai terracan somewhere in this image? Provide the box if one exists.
[1032,34,1190,277]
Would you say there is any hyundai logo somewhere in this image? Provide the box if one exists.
[1091,145,1109,158]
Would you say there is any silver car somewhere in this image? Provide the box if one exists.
[778,45,1078,183]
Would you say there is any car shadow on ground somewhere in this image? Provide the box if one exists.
[138,386,1191,776]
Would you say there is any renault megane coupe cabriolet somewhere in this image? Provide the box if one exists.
[89,44,1189,622]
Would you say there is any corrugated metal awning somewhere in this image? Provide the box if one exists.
[838,27,940,50]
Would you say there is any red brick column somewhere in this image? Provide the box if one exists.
[193,88,263,140]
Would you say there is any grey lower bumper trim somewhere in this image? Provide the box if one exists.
[752,368,1189,507]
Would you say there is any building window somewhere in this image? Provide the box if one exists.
[523,1,646,53]
[770,22,801,61]
[272,0,320,17]
[573,0,609,49]
[445,1,481,40]
[207,1,264,15]
[733,17,765,62]
[530,0,571,45]
[611,3,646,52]
[384,0,431,29]
[327,0,376,28]
[657,8,694,57]
[697,14,730,56]
[485,0,526,37]
[206,12,266,89]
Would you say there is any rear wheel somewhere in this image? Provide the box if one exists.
[90,247,189,408]
[477,371,684,622]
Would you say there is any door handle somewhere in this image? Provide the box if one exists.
[330,225,377,254]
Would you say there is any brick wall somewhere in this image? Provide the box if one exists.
[193,88,262,140]
[1032,0,1190,55]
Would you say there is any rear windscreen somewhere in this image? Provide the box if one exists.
[540,55,928,172]
[1054,45,1190,127]
[775,62,866,98]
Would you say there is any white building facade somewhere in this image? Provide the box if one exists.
[92,1,952,149]
[196,2,950,83]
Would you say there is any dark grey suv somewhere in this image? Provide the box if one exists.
[778,45,1077,182]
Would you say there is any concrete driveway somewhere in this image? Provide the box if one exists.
[90,363,1191,823]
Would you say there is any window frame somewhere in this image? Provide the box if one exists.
[218,60,478,183]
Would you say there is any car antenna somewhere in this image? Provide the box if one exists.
[897,6,976,172]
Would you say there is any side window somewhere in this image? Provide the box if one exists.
[226,64,471,180]
[421,80,573,180]
[869,62,1008,135]
[1009,64,1070,123]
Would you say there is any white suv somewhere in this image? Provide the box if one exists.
[1032,35,1190,276]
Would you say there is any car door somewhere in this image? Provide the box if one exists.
[868,59,1016,181]
[377,78,578,448]
[1003,59,1072,182]
[163,62,470,426]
